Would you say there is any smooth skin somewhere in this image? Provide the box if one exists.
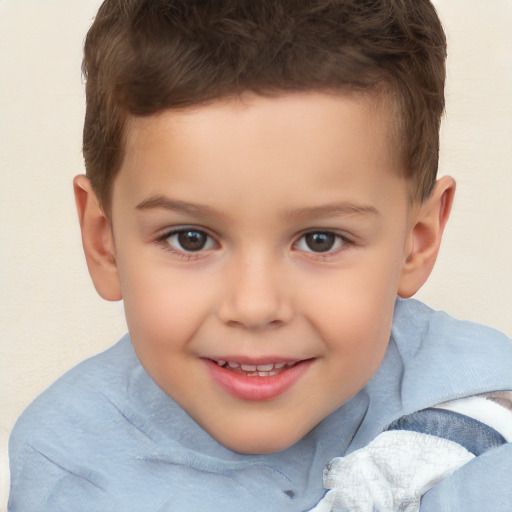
[74,92,454,454]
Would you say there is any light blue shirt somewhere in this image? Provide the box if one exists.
[8,298,512,511]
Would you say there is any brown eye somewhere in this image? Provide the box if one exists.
[166,229,215,252]
[296,231,344,253]
[305,233,336,252]
[178,231,207,251]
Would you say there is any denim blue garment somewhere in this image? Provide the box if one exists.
[386,408,507,456]
[8,298,512,512]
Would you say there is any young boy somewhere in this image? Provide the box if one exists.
[8,0,512,511]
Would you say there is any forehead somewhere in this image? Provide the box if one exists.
[115,92,406,215]
[125,90,394,141]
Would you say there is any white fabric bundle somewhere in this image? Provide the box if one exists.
[309,392,512,512]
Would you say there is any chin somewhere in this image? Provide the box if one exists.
[227,438,294,455]
[212,424,307,455]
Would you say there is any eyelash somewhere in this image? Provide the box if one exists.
[293,230,353,259]
[156,227,218,261]
[155,227,353,260]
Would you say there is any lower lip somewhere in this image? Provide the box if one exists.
[204,359,313,401]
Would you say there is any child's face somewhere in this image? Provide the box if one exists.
[109,92,415,453]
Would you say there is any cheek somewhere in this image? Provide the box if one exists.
[118,258,215,349]
[303,266,397,377]
[317,297,393,403]
[322,296,392,369]
[306,265,397,335]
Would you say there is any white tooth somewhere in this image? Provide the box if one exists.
[241,364,257,371]
[269,370,279,376]
[258,371,269,377]
[286,362,295,367]
[247,372,259,377]
[217,360,226,366]
[274,363,286,369]
[256,364,274,371]
[228,362,240,368]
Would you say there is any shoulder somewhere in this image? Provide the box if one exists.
[391,298,512,410]
[8,335,142,510]
[9,335,135,451]
[420,442,512,511]
[392,297,512,352]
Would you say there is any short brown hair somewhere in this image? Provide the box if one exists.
[82,0,447,210]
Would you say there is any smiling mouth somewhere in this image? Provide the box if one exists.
[213,360,299,377]
[206,358,313,401]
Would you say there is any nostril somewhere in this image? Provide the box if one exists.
[217,279,294,329]
[225,318,284,330]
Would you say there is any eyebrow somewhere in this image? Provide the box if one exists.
[284,203,380,221]
[136,195,380,220]
[136,195,227,219]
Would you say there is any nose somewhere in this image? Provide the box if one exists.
[217,252,294,330]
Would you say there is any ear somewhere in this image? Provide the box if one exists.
[398,176,456,298]
[73,175,122,301]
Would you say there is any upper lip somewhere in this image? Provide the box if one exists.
[204,356,309,365]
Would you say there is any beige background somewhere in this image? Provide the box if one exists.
[1,0,511,507]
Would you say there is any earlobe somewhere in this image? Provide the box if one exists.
[73,175,122,301]
[398,176,456,298]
